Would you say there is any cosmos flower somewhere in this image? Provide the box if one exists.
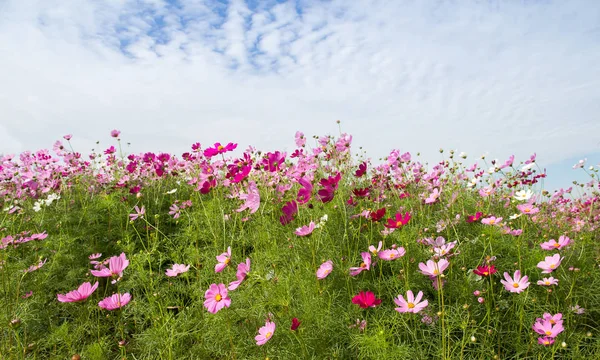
[500,270,530,293]
[98,293,131,310]
[57,282,99,303]
[394,290,429,313]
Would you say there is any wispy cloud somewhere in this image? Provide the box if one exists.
[1,0,599,173]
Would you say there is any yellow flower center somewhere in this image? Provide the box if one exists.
[218,145,224,151]
[360,263,367,268]
[433,269,439,275]
[545,331,552,336]
[389,253,395,259]
[550,264,555,268]
[483,271,489,276]
[489,219,495,224]
[396,221,402,227]
[266,332,272,339]
[215,294,222,302]
[553,243,560,248]
[407,302,415,309]
[543,340,550,345]
[513,283,519,288]
[225,258,230,265]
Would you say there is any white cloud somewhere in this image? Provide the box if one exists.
[0,0,599,169]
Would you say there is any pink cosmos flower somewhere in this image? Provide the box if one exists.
[22,291,33,299]
[517,203,539,215]
[236,181,260,214]
[90,253,129,282]
[98,293,131,310]
[500,270,530,293]
[424,188,440,204]
[418,259,449,277]
[537,254,562,273]
[204,283,231,314]
[378,247,406,261]
[24,258,47,273]
[63,134,72,140]
[129,205,145,221]
[538,337,555,346]
[89,253,102,260]
[215,246,231,273]
[165,264,190,277]
[481,216,503,225]
[368,241,382,257]
[540,236,572,250]
[316,260,333,279]
[352,291,382,308]
[394,290,428,313]
[228,258,251,290]
[532,313,564,338]
[255,321,276,346]
[294,222,316,236]
[295,131,306,147]
[537,277,559,286]
[110,129,120,138]
[349,252,371,276]
[57,282,99,303]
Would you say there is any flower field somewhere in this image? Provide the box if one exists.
[1,130,600,359]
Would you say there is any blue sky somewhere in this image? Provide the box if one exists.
[0,0,599,191]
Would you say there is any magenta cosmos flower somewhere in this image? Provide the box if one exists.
[90,253,129,281]
[165,263,190,277]
[349,252,371,276]
[537,254,562,273]
[316,260,333,279]
[418,259,449,277]
[352,291,382,309]
[500,270,530,293]
[204,283,231,314]
[540,235,571,250]
[98,293,131,310]
[394,290,428,313]
[295,221,316,236]
[215,246,231,273]
[228,258,251,290]
[203,142,237,157]
[57,282,99,303]
[255,320,276,346]
[110,129,120,138]
[383,212,411,229]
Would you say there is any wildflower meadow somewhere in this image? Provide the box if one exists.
[1,129,600,359]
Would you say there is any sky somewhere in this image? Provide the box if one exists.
[0,0,599,191]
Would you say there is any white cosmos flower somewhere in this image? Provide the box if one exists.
[165,189,177,195]
[514,190,533,201]
[521,163,535,171]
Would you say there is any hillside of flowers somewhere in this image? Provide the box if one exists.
[1,129,600,359]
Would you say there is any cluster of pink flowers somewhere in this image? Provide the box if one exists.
[533,313,564,346]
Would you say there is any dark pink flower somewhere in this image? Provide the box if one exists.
[352,291,381,309]
[110,129,121,138]
[203,142,237,157]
